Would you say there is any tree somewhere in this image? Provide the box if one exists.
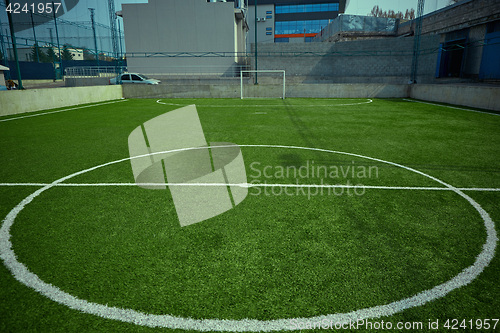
[369,5,415,20]
[30,43,50,62]
[83,48,95,61]
[46,47,58,62]
[61,44,74,61]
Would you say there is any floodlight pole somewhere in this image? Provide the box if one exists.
[30,10,40,62]
[254,0,258,85]
[5,0,23,89]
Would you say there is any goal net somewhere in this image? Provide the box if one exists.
[240,70,286,99]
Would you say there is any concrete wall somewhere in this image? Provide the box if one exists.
[65,77,111,87]
[250,35,440,84]
[123,82,499,111]
[409,84,500,111]
[123,83,408,99]
[0,85,123,116]
[122,0,245,74]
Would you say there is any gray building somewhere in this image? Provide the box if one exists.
[121,0,248,75]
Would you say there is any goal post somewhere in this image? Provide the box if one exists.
[240,70,286,99]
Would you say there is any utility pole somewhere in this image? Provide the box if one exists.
[89,8,99,67]
[5,0,23,89]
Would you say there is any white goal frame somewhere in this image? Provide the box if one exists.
[240,70,286,99]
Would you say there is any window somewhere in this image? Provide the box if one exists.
[276,3,339,14]
[266,10,272,14]
[275,20,329,35]
[266,27,272,31]
[121,74,130,81]
[275,37,289,43]
[130,74,142,81]
[266,32,272,35]
[266,15,272,19]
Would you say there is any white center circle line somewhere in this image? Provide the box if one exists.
[0,145,497,332]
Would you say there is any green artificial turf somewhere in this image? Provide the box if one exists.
[0,98,499,332]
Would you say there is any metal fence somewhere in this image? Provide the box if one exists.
[65,66,126,78]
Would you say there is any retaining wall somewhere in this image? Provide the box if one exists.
[1,83,498,117]
[0,85,123,117]
[124,83,499,111]
[123,83,409,99]
[409,84,500,111]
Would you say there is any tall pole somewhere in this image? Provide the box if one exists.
[48,28,54,45]
[107,0,118,60]
[410,0,425,83]
[5,0,23,89]
[52,1,62,74]
[89,8,99,67]
[30,10,40,62]
[254,0,258,84]
[118,19,123,61]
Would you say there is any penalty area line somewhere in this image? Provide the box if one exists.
[0,182,499,192]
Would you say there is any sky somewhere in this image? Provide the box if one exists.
[345,0,451,16]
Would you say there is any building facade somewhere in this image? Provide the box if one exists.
[246,0,349,45]
[121,0,248,75]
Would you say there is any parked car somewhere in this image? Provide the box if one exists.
[110,73,161,85]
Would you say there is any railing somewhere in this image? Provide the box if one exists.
[65,66,127,78]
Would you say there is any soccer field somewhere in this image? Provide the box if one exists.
[0,98,499,332]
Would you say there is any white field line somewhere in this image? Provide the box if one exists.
[403,99,500,117]
[156,99,373,107]
[1,144,497,332]
[0,99,128,123]
[0,182,499,192]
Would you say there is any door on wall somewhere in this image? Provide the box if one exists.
[436,38,467,78]
[479,21,500,80]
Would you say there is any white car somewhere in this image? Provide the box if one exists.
[110,73,161,85]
